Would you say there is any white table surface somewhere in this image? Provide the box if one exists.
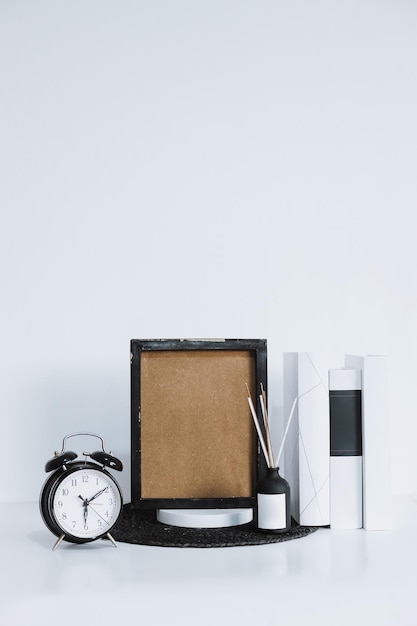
[1,496,416,626]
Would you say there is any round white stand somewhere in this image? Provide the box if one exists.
[157,508,253,529]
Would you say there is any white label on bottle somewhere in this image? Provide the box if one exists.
[258,493,286,530]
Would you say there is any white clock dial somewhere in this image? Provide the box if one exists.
[51,467,122,539]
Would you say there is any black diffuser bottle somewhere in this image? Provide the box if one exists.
[256,467,291,532]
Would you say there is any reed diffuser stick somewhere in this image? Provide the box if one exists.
[259,386,275,468]
[247,381,323,471]
[275,396,297,468]
[246,384,271,468]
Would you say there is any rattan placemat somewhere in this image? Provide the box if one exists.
[112,505,318,548]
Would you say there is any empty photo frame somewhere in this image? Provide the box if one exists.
[130,339,268,510]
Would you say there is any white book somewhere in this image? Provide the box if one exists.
[345,355,392,530]
[329,368,362,529]
[283,352,330,526]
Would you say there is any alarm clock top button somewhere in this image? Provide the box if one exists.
[45,451,78,472]
[90,450,123,471]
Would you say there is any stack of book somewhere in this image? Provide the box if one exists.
[283,352,392,530]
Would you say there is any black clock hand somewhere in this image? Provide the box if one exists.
[87,487,108,504]
[78,495,89,525]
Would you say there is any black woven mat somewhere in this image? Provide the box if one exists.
[112,505,318,548]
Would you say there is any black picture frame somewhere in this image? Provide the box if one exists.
[130,338,268,510]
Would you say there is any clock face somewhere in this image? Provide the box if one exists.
[50,467,122,540]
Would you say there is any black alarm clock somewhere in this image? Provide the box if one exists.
[40,432,123,550]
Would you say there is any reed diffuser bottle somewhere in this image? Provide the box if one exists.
[246,383,292,532]
[256,467,291,532]
[247,381,322,533]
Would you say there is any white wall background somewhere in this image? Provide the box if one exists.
[1,0,416,503]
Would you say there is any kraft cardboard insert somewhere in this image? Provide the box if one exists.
[130,339,268,509]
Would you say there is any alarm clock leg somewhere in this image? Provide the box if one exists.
[106,532,118,548]
[52,534,65,551]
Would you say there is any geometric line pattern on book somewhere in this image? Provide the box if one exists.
[299,353,329,525]
[299,475,329,522]
[298,427,327,524]
[298,430,323,521]
[306,352,328,390]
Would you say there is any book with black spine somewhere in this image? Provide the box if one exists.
[329,368,363,529]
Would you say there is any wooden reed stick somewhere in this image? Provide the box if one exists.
[246,381,323,471]
[246,384,271,468]
[259,386,275,467]
[275,396,297,468]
